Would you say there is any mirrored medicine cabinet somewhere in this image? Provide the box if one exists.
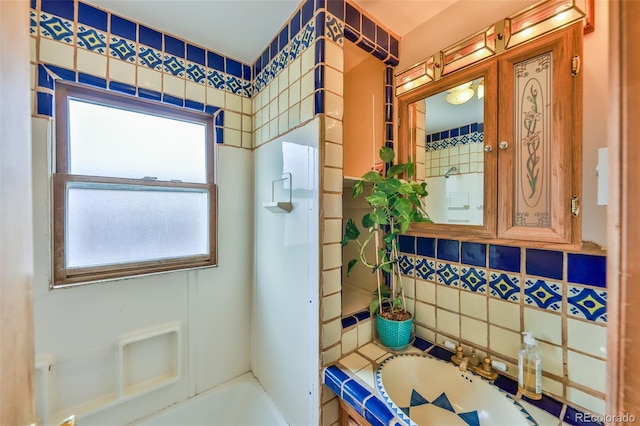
[397,17,584,249]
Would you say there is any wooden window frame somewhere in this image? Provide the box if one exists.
[53,82,217,287]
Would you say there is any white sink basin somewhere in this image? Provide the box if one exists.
[376,354,537,426]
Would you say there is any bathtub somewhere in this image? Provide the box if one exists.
[134,373,288,426]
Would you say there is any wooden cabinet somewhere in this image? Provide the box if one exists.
[398,22,583,249]
[496,23,582,246]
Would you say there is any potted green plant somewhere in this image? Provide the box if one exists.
[342,146,431,350]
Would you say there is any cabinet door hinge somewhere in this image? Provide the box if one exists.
[571,55,581,76]
[571,196,581,217]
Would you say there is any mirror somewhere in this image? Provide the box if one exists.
[398,60,497,238]
[414,78,485,226]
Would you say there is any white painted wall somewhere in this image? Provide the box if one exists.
[32,118,253,425]
[398,0,608,247]
[253,119,320,426]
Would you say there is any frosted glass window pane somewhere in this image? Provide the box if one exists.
[66,185,209,268]
[68,99,207,183]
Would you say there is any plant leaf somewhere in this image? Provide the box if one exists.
[362,213,375,229]
[383,231,398,244]
[361,171,383,184]
[377,178,402,195]
[400,218,410,234]
[342,218,360,246]
[346,259,358,276]
[412,183,427,196]
[399,182,414,194]
[379,146,395,163]
[372,208,388,225]
[369,297,380,316]
[352,180,365,198]
[386,163,410,177]
[366,191,388,207]
[394,197,412,217]
[407,161,415,179]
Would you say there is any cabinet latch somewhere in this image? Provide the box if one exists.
[571,55,581,76]
[571,196,581,217]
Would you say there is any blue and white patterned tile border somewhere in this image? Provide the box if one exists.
[110,35,137,63]
[489,271,521,302]
[568,285,607,323]
[398,254,414,276]
[77,24,108,54]
[426,123,484,152]
[325,338,604,426]
[138,45,163,70]
[460,266,487,293]
[325,13,344,45]
[39,12,73,44]
[436,262,459,287]
[524,278,562,311]
[414,257,435,281]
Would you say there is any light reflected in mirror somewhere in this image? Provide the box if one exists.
[412,78,485,226]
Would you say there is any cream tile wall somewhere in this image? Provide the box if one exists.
[317,2,401,425]
[398,237,607,416]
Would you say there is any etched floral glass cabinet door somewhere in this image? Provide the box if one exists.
[497,23,582,246]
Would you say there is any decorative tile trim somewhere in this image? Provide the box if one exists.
[398,254,414,276]
[460,267,487,293]
[37,63,225,144]
[426,123,484,151]
[568,285,607,323]
[325,13,344,45]
[489,271,521,302]
[32,1,253,102]
[414,257,435,281]
[31,2,241,145]
[524,278,562,311]
[253,19,315,96]
[76,25,107,54]
[39,12,73,44]
[328,0,399,66]
[341,309,371,329]
[436,262,459,287]
[110,35,137,63]
[138,45,163,70]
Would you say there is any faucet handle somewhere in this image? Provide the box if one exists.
[451,345,464,365]
[482,356,493,373]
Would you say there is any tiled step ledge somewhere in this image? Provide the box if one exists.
[323,337,604,426]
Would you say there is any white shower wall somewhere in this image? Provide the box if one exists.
[252,118,320,426]
[32,118,254,425]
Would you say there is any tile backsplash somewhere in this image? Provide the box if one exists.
[396,235,607,415]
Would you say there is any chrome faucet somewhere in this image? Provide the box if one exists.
[444,166,457,178]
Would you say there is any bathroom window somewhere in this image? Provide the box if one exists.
[52,83,217,286]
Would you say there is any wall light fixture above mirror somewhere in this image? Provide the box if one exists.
[395,0,587,96]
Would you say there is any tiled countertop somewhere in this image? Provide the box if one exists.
[323,337,604,426]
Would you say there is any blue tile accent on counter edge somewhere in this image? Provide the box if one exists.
[325,338,605,426]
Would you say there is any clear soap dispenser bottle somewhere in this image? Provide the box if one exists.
[518,331,542,400]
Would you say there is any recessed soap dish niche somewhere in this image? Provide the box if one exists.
[118,322,182,398]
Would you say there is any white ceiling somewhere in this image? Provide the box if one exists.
[83,0,456,64]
